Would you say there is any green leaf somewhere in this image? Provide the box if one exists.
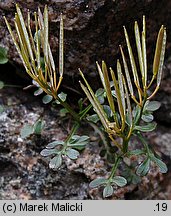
[68,135,89,150]
[0,105,4,114]
[133,105,141,124]
[103,185,113,198]
[68,142,87,151]
[78,135,90,143]
[112,176,127,187]
[49,155,62,169]
[70,135,89,143]
[33,119,44,135]
[56,92,67,104]
[95,88,105,104]
[0,81,5,89]
[86,114,100,123]
[69,135,80,143]
[34,88,43,96]
[126,113,131,126]
[151,156,168,173]
[40,148,59,157]
[34,29,41,43]
[103,105,113,119]
[136,158,150,176]
[20,124,33,138]
[0,47,8,64]
[66,148,80,159]
[134,123,157,132]
[141,113,154,123]
[89,178,107,188]
[42,95,53,104]
[59,108,69,117]
[145,101,161,112]
[128,149,145,156]
[46,140,64,149]
[78,98,83,110]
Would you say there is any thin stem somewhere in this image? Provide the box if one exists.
[136,132,150,155]
[65,122,80,144]
[122,137,129,154]
[79,104,92,120]
[135,98,147,126]
[56,96,80,122]
[109,155,122,179]
[109,135,122,150]
[147,75,155,89]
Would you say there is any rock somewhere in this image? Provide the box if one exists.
[0,0,171,82]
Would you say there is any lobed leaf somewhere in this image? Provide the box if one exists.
[56,92,67,104]
[46,140,64,149]
[49,155,62,169]
[66,148,80,159]
[68,135,89,150]
[42,95,53,104]
[141,113,154,123]
[95,88,105,104]
[151,156,168,173]
[20,124,33,138]
[34,88,43,96]
[33,119,44,134]
[86,114,100,123]
[89,178,107,188]
[136,158,150,176]
[134,122,157,132]
[40,148,59,157]
[103,185,113,198]
[112,176,127,187]
[128,149,145,156]
[145,101,161,112]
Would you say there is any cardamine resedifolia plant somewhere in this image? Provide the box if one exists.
[80,16,167,197]
[4,4,91,172]
[5,5,167,198]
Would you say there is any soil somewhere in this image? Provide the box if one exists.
[0,62,171,200]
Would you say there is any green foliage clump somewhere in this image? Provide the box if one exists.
[79,16,167,197]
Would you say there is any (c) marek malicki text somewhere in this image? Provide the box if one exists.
[19,202,83,212]
[52,202,83,212]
